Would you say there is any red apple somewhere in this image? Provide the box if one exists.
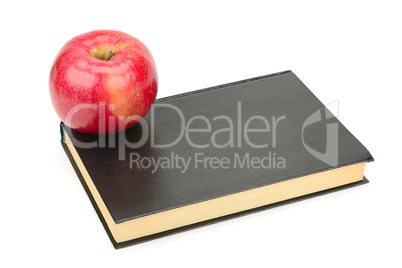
[49,30,158,134]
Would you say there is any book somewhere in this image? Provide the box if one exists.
[61,70,374,248]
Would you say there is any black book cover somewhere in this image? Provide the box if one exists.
[61,70,373,248]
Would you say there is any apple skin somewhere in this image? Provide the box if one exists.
[49,30,158,134]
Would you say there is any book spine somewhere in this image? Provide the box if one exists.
[60,122,65,143]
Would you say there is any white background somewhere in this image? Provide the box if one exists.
[1,1,400,267]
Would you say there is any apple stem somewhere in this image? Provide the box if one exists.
[105,50,116,61]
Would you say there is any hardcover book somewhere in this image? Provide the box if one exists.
[61,70,373,248]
